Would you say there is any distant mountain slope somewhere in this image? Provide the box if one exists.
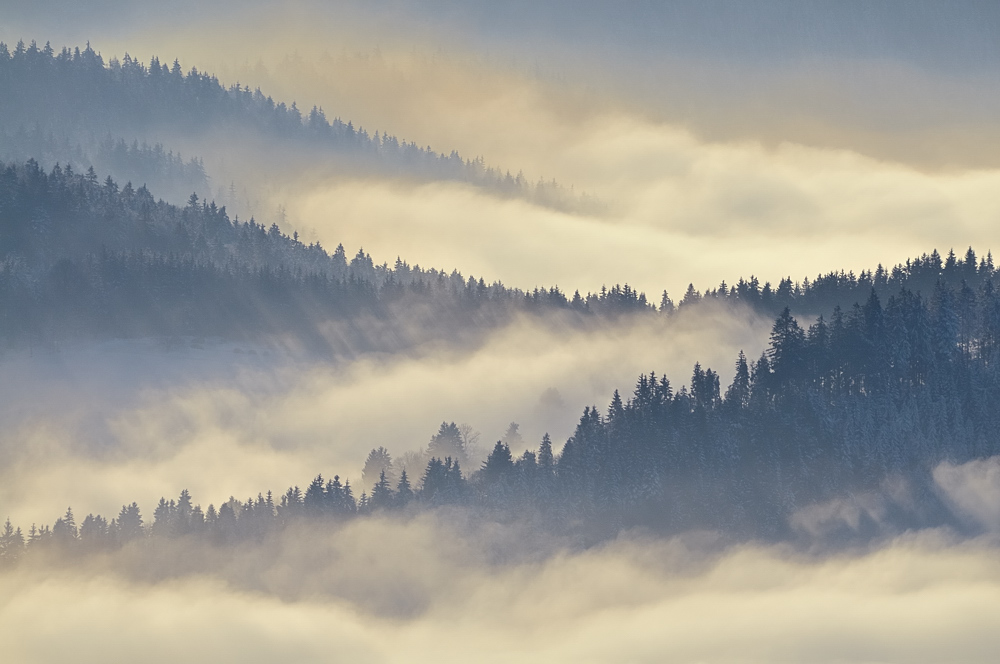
[1,155,994,348]
[0,159,647,345]
[0,40,587,211]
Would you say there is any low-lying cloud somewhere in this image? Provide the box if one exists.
[284,135,1000,298]
[2,519,1000,663]
[0,302,769,528]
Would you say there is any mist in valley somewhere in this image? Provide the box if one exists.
[3,2,1000,662]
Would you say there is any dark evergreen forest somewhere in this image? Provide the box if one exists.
[0,158,650,346]
[4,256,1000,562]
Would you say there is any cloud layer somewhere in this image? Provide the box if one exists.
[3,522,1000,663]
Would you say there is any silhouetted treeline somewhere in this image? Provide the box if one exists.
[0,159,649,344]
[668,246,995,319]
[0,40,591,210]
[6,280,1000,562]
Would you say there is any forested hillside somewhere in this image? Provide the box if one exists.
[4,268,1000,563]
[0,159,648,344]
[1,156,994,350]
[0,40,584,209]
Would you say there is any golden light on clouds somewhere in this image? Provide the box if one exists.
[75,19,1000,298]
[3,526,1000,663]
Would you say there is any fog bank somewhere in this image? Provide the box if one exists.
[2,523,999,663]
